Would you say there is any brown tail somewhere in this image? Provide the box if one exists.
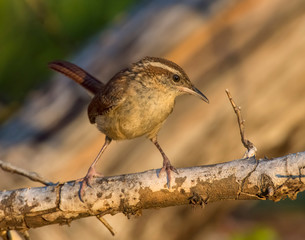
[48,60,104,94]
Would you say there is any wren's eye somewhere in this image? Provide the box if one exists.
[172,74,180,82]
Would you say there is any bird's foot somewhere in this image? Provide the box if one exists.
[158,161,178,188]
[78,166,103,202]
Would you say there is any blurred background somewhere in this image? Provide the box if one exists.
[1,0,305,239]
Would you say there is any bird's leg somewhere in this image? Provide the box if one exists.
[151,137,178,187]
[79,136,112,201]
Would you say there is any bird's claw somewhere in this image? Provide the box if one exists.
[77,167,103,202]
[158,162,178,188]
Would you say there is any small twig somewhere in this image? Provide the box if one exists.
[96,215,116,236]
[0,160,53,186]
[225,89,257,158]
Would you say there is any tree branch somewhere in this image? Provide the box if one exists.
[1,152,305,231]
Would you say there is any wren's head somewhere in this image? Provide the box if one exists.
[134,57,209,103]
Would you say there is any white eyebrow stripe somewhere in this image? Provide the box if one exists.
[143,61,181,75]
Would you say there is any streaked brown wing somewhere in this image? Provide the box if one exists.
[87,68,130,123]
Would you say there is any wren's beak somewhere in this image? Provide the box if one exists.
[178,86,209,103]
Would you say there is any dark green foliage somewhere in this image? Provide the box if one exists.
[0,0,138,109]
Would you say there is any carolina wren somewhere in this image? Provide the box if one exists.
[48,57,209,199]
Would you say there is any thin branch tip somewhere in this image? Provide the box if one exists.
[225,89,257,158]
[96,215,116,236]
[0,160,51,186]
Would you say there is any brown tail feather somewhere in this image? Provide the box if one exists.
[48,60,104,94]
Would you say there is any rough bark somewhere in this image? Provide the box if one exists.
[1,151,305,231]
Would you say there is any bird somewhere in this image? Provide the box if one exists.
[48,56,209,200]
